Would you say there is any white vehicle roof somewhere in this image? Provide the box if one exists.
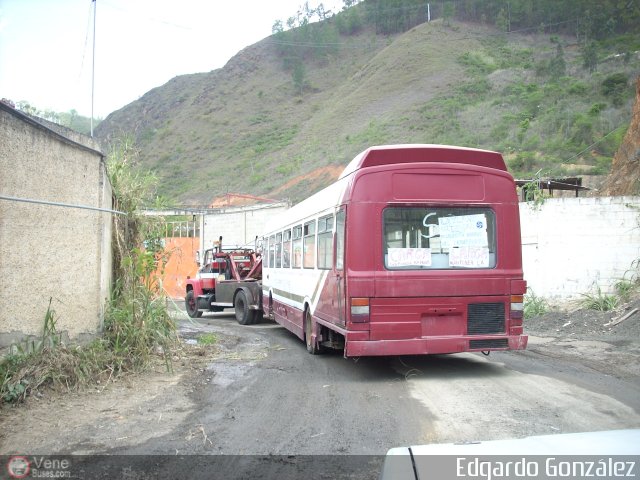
[381,429,640,480]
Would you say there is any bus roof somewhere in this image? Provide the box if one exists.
[339,144,507,179]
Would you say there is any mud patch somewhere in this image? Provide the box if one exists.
[208,362,254,388]
[0,367,195,455]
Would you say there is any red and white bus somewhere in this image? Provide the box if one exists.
[261,144,527,357]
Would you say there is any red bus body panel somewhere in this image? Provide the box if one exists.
[338,152,526,356]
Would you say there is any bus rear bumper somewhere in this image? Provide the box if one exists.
[344,334,528,357]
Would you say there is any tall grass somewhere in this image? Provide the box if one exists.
[102,137,177,372]
[580,286,619,312]
[104,247,175,373]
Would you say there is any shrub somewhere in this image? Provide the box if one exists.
[524,290,548,318]
[567,81,588,95]
[580,286,619,312]
[601,72,629,106]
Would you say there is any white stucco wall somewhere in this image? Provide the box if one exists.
[201,202,290,252]
[0,105,112,348]
[520,196,640,303]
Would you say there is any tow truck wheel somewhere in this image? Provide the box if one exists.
[305,309,319,355]
[234,290,256,325]
[185,290,203,318]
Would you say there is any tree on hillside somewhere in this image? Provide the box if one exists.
[547,42,567,79]
[582,41,598,72]
[336,5,363,34]
[292,61,307,96]
[451,0,639,38]
[272,19,284,34]
[16,101,37,115]
[537,40,566,78]
[366,0,429,34]
[316,3,330,20]
[443,2,455,27]
[602,73,629,107]
[495,8,509,33]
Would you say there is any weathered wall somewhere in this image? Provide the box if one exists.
[201,202,289,252]
[0,104,112,348]
[520,196,640,303]
[160,237,200,299]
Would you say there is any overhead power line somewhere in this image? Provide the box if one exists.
[562,124,628,164]
[0,194,127,215]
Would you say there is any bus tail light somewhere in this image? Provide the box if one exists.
[510,294,524,327]
[351,298,370,323]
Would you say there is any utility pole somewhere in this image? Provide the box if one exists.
[91,0,96,137]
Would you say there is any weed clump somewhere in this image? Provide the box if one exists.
[580,286,619,312]
[524,289,549,319]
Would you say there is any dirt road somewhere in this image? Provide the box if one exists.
[1,305,639,477]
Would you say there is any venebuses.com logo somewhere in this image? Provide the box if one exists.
[6,456,30,478]
[5,455,71,478]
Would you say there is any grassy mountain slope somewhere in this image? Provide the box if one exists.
[95,16,640,205]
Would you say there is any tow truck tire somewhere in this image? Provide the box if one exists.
[185,290,203,318]
[235,290,256,325]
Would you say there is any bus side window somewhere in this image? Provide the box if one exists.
[282,229,292,268]
[317,214,333,270]
[303,220,316,269]
[335,208,345,271]
[263,236,269,268]
[275,232,282,268]
[269,235,275,268]
[292,225,303,268]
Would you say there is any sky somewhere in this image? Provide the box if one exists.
[0,0,341,118]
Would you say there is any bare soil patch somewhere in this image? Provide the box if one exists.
[525,295,640,379]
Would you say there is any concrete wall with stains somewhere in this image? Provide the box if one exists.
[520,196,640,303]
[201,202,290,252]
[0,103,112,348]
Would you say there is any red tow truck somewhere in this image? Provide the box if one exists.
[184,238,263,325]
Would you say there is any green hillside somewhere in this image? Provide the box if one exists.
[95,2,640,205]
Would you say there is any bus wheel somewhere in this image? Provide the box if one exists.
[235,290,256,325]
[305,310,319,355]
[185,290,202,318]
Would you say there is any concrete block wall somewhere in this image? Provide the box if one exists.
[0,104,112,348]
[520,196,640,303]
[201,202,289,252]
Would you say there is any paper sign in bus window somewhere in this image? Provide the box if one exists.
[438,214,488,248]
[388,248,432,267]
[449,246,490,268]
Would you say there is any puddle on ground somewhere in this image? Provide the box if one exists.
[206,362,254,387]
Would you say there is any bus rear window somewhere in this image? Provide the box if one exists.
[383,207,496,269]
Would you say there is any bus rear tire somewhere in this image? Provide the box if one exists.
[235,290,256,325]
[305,309,320,355]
